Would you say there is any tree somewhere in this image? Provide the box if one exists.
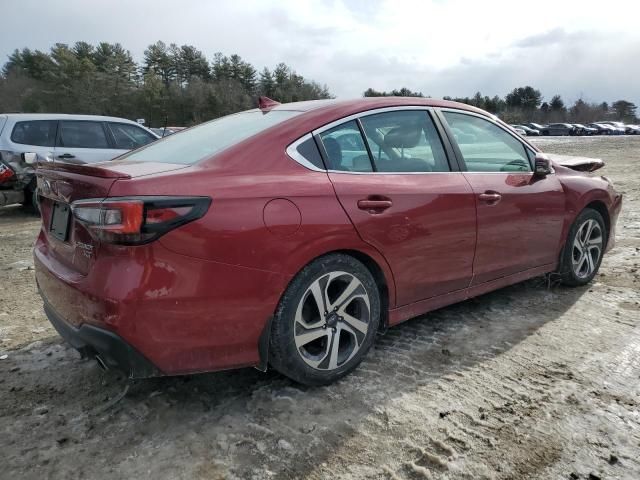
[363,87,424,97]
[612,100,637,122]
[505,86,542,110]
[0,41,332,125]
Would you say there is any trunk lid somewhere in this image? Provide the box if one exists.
[36,160,187,275]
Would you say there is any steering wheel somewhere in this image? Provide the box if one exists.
[500,159,530,172]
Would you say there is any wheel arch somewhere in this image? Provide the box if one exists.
[583,200,610,241]
[257,247,394,371]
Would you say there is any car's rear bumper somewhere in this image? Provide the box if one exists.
[33,230,288,376]
[42,292,162,378]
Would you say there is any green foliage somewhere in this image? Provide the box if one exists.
[377,85,637,124]
[0,41,332,126]
[363,87,425,97]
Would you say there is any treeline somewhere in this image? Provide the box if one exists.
[364,85,639,124]
[0,41,332,126]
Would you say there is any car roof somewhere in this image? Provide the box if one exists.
[0,113,142,124]
[268,97,491,117]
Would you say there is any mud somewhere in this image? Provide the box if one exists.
[1,136,639,479]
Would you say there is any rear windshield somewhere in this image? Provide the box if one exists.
[120,110,301,165]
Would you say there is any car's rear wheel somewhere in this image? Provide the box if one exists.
[558,208,606,286]
[269,253,380,386]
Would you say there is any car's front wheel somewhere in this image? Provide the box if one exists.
[269,253,380,386]
[558,208,606,286]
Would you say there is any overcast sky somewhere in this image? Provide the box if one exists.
[2,0,639,106]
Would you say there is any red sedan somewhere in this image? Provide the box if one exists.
[33,97,622,385]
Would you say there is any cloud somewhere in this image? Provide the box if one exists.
[0,0,638,107]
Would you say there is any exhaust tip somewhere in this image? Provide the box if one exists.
[95,354,108,371]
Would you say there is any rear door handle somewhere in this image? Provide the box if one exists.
[57,153,75,159]
[479,191,502,203]
[357,198,392,213]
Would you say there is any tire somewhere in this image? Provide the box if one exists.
[22,180,40,214]
[269,253,381,386]
[558,208,606,286]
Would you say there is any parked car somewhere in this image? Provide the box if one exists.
[586,123,615,135]
[571,124,598,136]
[33,97,622,386]
[511,124,540,136]
[595,122,625,135]
[540,123,576,136]
[626,125,640,134]
[0,114,159,210]
[510,125,527,136]
[523,122,545,132]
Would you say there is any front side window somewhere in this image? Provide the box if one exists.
[443,112,531,173]
[11,120,57,147]
[58,121,110,149]
[360,111,449,172]
[109,123,157,149]
[122,110,301,165]
[319,121,373,172]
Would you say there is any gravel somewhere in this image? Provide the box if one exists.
[0,136,638,479]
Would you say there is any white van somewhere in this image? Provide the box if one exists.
[0,114,159,209]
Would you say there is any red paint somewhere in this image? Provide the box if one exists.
[34,98,622,377]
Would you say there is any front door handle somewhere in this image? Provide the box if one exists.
[57,153,76,159]
[357,198,392,213]
[479,191,502,204]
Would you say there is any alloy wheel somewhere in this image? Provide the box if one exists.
[294,271,371,371]
[572,219,603,279]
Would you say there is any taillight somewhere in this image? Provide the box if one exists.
[71,196,211,245]
[0,162,15,184]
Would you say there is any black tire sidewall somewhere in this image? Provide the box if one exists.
[269,254,381,386]
[560,208,606,286]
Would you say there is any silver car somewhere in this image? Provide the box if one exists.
[0,114,159,210]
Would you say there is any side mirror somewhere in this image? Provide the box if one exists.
[534,154,552,177]
[21,152,38,165]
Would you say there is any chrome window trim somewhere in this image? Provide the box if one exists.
[285,133,326,172]
[439,107,538,164]
[284,105,530,174]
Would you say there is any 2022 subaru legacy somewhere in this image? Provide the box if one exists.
[33,97,621,385]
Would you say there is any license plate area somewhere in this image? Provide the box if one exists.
[50,202,71,242]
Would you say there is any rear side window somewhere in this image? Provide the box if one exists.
[122,110,301,165]
[360,111,449,172]
[295,136,325,169]
[11,120,57,147]
[108,122,156,149]
[58,121,110,149]
[443,112,531,173]
[319,121,373,172]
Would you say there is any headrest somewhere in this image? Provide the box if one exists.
[384,125,421,149]
[323,137,342,162]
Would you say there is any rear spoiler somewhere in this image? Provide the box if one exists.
[546,154,605,172]
[36,161,131,179]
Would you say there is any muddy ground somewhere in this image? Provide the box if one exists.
[1,136,639,480]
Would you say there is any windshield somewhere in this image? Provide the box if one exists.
[119,110,301,165]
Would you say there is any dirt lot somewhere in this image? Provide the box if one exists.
[1,136,639,480]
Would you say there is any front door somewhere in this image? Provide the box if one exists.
[317,109,477,307]
[440,110,565,285]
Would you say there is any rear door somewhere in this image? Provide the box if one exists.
[54,120,118,164]
[318,108,477,307]
[3,119,57,160]
[439,110,565,285]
